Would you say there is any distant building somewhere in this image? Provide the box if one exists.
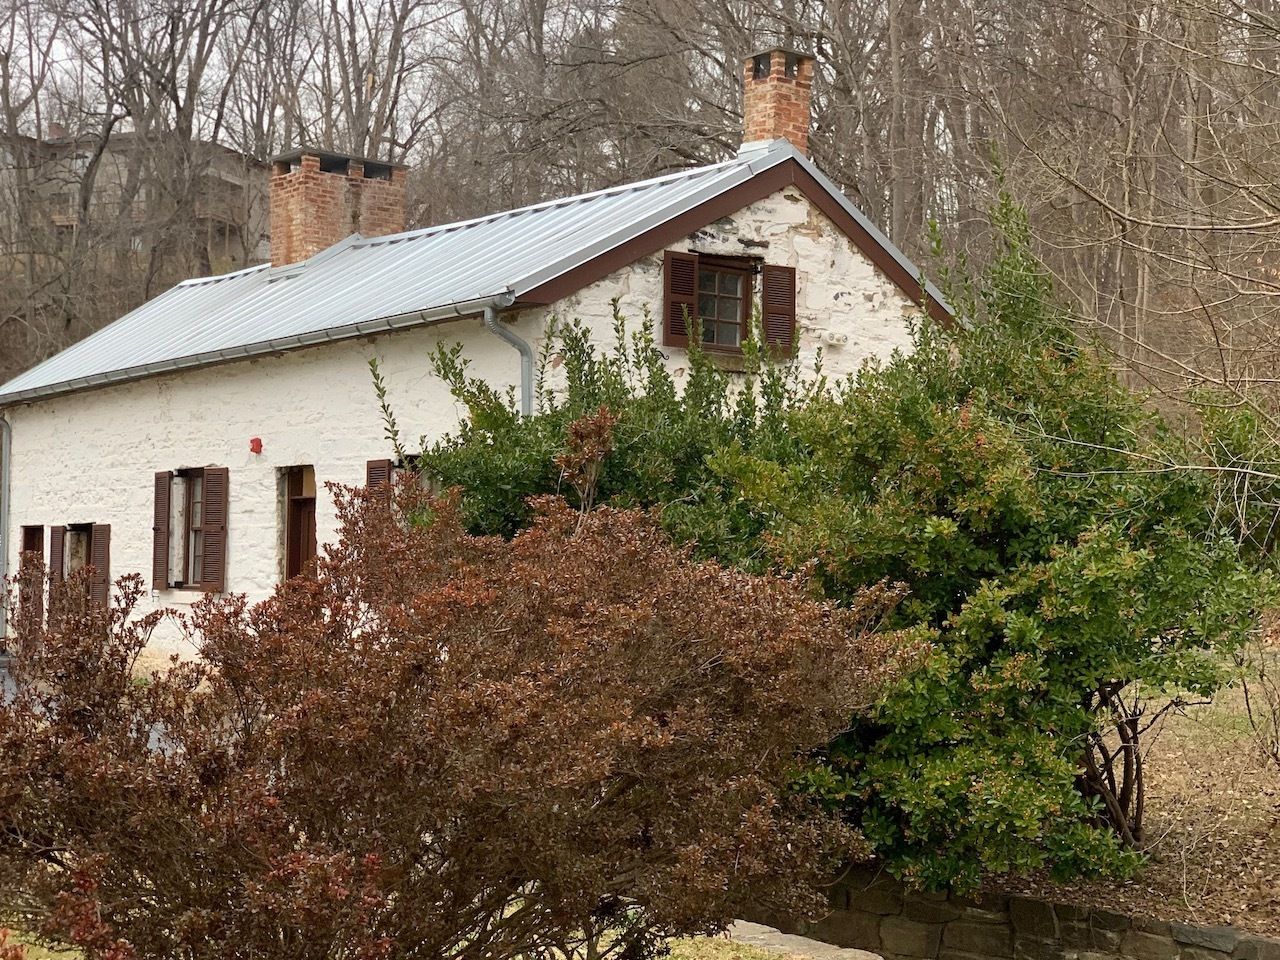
[13,127,268,274]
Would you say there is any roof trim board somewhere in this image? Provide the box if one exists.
[515,162,794,307]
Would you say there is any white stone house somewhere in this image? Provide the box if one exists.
[0,49,949,654]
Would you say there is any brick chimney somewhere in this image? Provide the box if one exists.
[742,48,815,155]
[269,147,408,267]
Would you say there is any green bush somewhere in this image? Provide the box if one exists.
[400,307,814,556]
[403,196,1260,890]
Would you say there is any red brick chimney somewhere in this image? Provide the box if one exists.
[269,148,408,267]
[742,48,815,155]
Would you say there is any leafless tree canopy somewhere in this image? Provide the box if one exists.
[4,0,1280,424]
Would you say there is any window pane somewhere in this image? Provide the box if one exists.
[701,322,715,342]
[718,297,740,321]
[697,293,716,318]
[718,272,742,295]
[190,476,203,526]
[190,531,204,583]
[170,476,187,578]
[697,269,716,292]
[718,322,741,346]
[67,529,89,574]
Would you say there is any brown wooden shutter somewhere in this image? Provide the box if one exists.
[19,526,45,625]
[761,264,798,356]
[153,471,172,590]
[200,467,229,592]
[366,458,393,499]
[48,525,66,583]
[88,524,111,607]
[663,251,698,347]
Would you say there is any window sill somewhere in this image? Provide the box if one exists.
[662,343,752,372]
[701,350,750,373]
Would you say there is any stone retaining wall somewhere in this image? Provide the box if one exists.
[754,867,1280,960]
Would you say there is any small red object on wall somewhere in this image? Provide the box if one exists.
[249,437,263,455]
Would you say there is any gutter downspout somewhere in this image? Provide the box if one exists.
[0,412,10,646]
[482,299,532,416]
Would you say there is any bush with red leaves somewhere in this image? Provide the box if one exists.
[0,485,906,960]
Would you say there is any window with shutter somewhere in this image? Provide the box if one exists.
[43,523,112,604]
[366,458,393,500]
[153,467,229,591]
[667,252,787,354]
[663,251,698,347]
[761,264,798,356]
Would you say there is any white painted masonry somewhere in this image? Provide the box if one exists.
[1,186,919,655]
[527,185,919,380]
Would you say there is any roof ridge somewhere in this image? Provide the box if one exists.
[351,149,777,250]
[177,262,269,287]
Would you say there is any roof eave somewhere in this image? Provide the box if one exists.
[0,291,515,409]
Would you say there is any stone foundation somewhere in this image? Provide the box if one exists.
[753,866,1280,960]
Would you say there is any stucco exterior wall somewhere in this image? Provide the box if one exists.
[1,185,920,656]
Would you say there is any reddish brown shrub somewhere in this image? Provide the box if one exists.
[0,486,906,960]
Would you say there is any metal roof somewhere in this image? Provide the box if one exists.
[0,139,948,406]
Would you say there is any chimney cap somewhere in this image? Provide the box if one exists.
[269,145,409,178]
[746,46,815,62]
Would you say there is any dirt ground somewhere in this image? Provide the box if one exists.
[996,684,1280,937]
[671,932,814,960]
[6,930,820,960]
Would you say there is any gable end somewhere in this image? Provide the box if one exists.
[516,157,951,327]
